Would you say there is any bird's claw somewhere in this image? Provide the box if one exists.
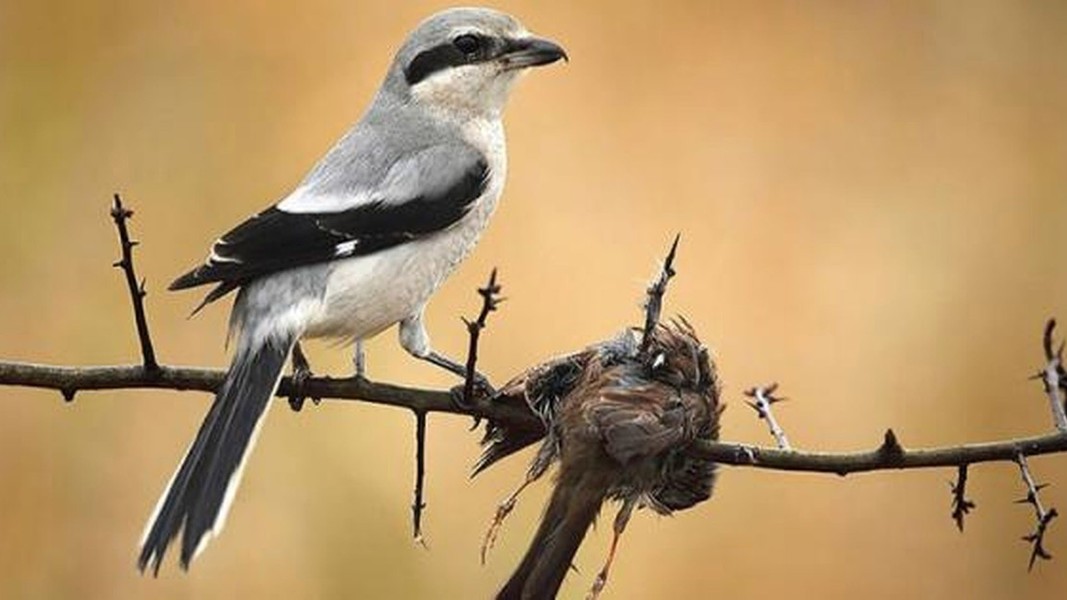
[450,373,495,410]
[587,573,608,600]
[288,351,317,412]
[480,496,517,564]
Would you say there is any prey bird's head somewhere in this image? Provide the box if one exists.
[387,7,566,120]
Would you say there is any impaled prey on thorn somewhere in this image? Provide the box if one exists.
[137,7,565,573]
[483,320,722,600]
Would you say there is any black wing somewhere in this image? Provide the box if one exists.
[170,156,489,306]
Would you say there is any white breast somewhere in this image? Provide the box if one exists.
[302,118,507,342]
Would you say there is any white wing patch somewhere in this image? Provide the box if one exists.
[277,147,481,216]
[208,248,241,264]
[334,240,360,257]
[276,186,375,214]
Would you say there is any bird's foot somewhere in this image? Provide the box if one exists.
[586,571,609,600]
[288,342,320,412]
[480,495,518,564]
[586,500,631,599]
[450,373,495,410]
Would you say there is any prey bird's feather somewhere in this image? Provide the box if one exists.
[487,323,721,599]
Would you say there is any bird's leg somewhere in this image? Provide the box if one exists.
[428,352,495,393]
[399,312,494,394]
[481,473,536,564]
[587,497,636,600]
[352,339,366,379]
[288,342,318,412]
[423,350,477,380]
[482,436,558,563]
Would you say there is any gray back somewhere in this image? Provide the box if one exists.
[297,8,520,199]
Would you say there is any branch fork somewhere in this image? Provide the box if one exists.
[1015,452,1058,570]
[744,383,791,450]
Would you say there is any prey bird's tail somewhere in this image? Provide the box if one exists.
[137,332,295,574]
[497,470,605,600]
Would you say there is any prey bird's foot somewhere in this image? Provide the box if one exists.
[288,342,318,412]
[480,495,518,564]
[587,572,609,600]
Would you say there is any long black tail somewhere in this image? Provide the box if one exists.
[497,471,605,600]
[137,333,295,574]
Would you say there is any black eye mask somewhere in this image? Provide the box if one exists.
[405,34,497,86]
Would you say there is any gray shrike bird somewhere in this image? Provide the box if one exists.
[137,7,565,573]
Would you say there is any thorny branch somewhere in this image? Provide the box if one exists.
[462,269,503,407]
[1,207,1066,476]
[110,194,159,373]
[744,383,791,450]
[1033,319,1067,432]
[5,358,1067,471]
[410,268,502,545]
[411,409,429,547]
[950,464,976,532]
[1,205,1065,479]
[1015,452,1059,570]
[0,201,1066,569]
[639,233,679,354]
[691,431,1067,474]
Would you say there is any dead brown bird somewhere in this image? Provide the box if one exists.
[478,319,722,599]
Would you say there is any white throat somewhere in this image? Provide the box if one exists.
[410,66,522,124]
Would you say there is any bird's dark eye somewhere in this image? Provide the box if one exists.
[453,34,482,56]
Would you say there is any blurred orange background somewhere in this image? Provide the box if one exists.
[2,1,1067,598]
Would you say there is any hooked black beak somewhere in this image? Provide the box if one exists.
[501,36,568,70]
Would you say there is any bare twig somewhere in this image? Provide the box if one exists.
[744,383,791,450]
[461,269,502,406]
[110,194,159,374]
[1033,319,1067,432]
[1015,452,1058,570]
[411,409,429,548]
[640,234,679,353]
[949,464,976,531]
